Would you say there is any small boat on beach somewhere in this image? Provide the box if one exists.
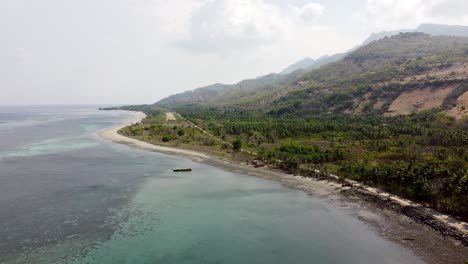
[172,168,192,172]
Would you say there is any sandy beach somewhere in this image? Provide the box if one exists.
[98,112,210,160]
[98,111,468,264]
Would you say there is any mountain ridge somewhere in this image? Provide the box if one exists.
[158,32,468,120]
[159,24,468,110]
[280,57,315,75]
[280,23,468,75]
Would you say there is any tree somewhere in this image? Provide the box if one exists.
[232,138,242,152]
[177,129,185,136]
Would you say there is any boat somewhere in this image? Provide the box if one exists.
[172,168,192,172]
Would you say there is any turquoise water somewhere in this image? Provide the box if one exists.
[0,106,423,264]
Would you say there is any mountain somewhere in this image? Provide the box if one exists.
[363,23,468,45]
[280,57,315,75]
[159,51,349,107]
[308,52,348,69]
[157,25,468,119]
[280,52,350,76]
[267,33,468,117]
[157,70,306,107]
[417,23,468,36]
[159,33,468,119]
[281,24,468,75]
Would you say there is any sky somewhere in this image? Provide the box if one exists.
[1,0,468,105]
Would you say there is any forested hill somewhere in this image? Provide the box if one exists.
[158,33,468,119]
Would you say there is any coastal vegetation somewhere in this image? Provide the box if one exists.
[121,109,468,220]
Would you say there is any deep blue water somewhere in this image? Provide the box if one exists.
[0,106,423,264]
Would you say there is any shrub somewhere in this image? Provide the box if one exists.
[222,143,230,149]
[204,138,216,146]
[232,138,242,151]
[162,135,172,142]
[177,129,185,136]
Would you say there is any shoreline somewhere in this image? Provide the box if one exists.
[97,112,211,160]
[97,111,347,197]
[98,111,468,264]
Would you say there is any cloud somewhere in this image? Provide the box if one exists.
[175,0,325,54]
[298,3,325,22]
[0,48,37,65]
[176,0,285,54]
[145,0,204,38]
[362,0,468,30]
[424,0,468,19]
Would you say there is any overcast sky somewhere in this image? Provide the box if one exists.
[1,0,468,105]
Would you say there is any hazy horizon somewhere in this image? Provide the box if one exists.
[2,0,468,105]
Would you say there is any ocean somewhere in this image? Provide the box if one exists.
[0,106,423,264]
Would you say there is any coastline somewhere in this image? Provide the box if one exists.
[98,111,210,160]
[97,111,345,196]
[98,111,468,264]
